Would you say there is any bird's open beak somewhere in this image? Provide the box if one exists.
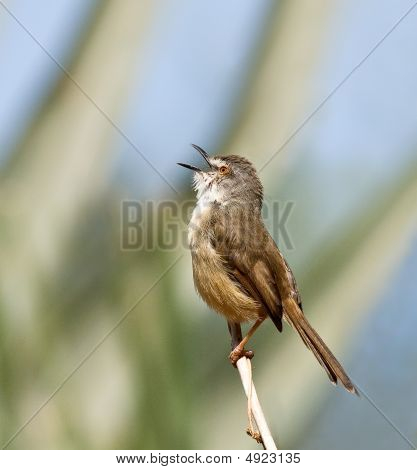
[176,162,202,172]
[177,144,213,172]
[191,144,213,168]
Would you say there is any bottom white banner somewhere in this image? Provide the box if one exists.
[0,450,415,469]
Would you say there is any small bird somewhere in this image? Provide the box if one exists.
[178,144,357,394]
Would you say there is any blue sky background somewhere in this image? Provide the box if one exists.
[0,0,97,161]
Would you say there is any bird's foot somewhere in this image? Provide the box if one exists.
[229,346,254,367]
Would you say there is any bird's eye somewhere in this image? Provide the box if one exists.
[219,165,229,175]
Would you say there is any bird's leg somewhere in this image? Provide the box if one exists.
[228,322,253,365]
[228,321,242,349]
[228,317,265,366]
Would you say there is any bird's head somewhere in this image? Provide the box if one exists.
[178,144,263,208]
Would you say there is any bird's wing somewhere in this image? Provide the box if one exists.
[212,208,301,330]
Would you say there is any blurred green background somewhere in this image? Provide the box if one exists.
[1,0,417,449]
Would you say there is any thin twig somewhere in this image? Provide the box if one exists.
[246,358,257,438]
[235,357,278,450]
[228,322,277,449]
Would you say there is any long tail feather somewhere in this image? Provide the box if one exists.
[282,297,358,395]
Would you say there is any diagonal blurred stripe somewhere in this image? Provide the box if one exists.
[2,254,183,449]
[259,1,417,173]
[0,0,179,194]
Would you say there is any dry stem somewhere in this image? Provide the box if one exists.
[228,322,277,449]
[235,356,278,450]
